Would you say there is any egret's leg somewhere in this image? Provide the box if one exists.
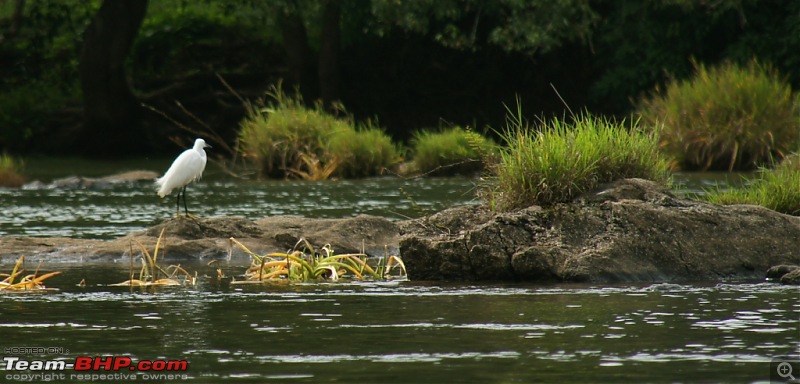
[182,185,190,216]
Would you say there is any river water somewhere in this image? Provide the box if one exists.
[0,160,796,383]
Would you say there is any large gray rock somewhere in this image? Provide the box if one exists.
[399,178,800,283]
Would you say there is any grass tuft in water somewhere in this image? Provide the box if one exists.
[111,228,197,287]
[0,256,61,293]
[410,126,497,176]
[0,152,24,188]
[237,85,400,179]
[484,108,671,211]
[704,159,800,215]
[638,60,800,171]
[229,237,407,283]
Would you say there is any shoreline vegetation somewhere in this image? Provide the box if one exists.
[231,59,800,216]
[2,61,800,219]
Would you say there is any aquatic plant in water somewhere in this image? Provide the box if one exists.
[704,162,800,215]
[0,256,61,293]
[111,228,197,287]
[410,126,497,176]
[0,152,24,188]
[237,85,399,179]
[229,237,407,283]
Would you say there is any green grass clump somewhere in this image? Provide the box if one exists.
[704,156,800,215]
[638,60,800,171]
[328,120,401,178]
[237,88,346,178]
[237,87,399,179]
[0,153,24,188]
[410,127,497,176]
[485,111,671,211]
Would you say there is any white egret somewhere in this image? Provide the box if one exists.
[155,138,211,216]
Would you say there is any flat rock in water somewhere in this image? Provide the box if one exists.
[399,178,800,283]
[0,215,401,264]
[23,170,159,190]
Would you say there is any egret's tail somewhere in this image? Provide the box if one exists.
[155,177,170,198]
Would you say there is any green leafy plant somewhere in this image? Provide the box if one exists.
[485,108,671,211]
[410,126,496,176]
[638,60,800,171]
[229,237,407,283]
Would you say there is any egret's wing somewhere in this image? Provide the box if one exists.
[156,150,205,197]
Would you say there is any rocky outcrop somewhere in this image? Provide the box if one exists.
[399,178,800,283]
[0,215,400,263]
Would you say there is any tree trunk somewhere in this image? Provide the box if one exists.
[318,0,341,106]
[9,0,25,38]
[280,9,315,98]
[78,0,148,156]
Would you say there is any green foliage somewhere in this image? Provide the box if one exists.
[588,2,800,114]
[131,2,279,83]
[410,126,496,176]
[704,163,800,215]
[0,0,95,150]
[238,87,399,179]
[638,60,800,171]
[328,120,401,178]
[0,153,24,188]
[370,0,596,54]
[485,110,671,211]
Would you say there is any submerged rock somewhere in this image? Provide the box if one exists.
[399,178,800,283]
[23,170,159,190]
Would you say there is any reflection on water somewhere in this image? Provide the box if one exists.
[0,264,796,383]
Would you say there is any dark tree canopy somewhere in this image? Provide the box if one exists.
[0,0,797,155]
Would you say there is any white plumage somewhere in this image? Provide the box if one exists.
[156,138,211,215]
